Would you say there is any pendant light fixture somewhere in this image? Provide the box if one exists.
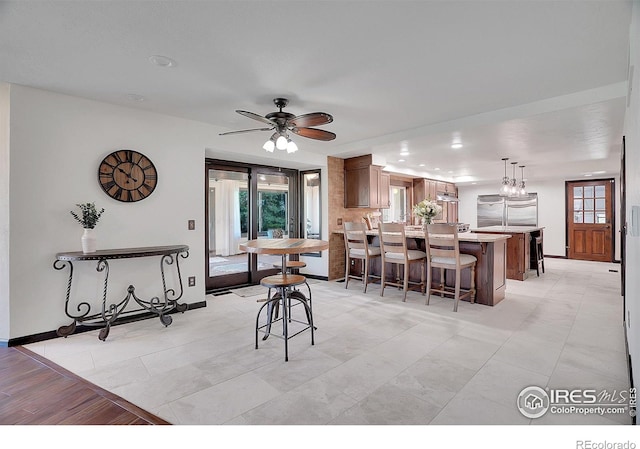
[509,162,518,196]
[499,158,510,196]
[518,165,527,197]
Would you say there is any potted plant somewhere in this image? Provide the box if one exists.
[70,202,105,253]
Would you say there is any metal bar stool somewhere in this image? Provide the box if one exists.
[270,260,314,327]
[256,274,314,362]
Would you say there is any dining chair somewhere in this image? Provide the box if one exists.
[343,221,381,292]
[378,222,426,301]
[425,223,476,312]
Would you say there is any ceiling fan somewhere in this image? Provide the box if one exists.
[219,98,336,153]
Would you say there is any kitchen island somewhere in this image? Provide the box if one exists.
[335,229,511,306]
[471,226,545,281]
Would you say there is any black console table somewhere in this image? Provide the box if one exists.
[53,245,189,341]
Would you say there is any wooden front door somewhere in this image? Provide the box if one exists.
[566,179,614,262]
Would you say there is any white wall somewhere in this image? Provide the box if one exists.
[624,0,640,400]
[459,176,621,260]
[1,84,331,343]
[0,83,10,341]
[4,85,211,341]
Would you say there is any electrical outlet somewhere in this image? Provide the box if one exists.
[188,276,196,287]
[188,220,195,230]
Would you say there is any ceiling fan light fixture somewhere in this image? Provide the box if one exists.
[286,139,298,153]
[263,139,275,152]
[276,135,288,150]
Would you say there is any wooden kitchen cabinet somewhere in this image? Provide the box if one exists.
[413,178,437,202]
[436,181,457,194]
[344,155,391,208]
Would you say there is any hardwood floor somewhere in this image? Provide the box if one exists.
[0,346,169,425]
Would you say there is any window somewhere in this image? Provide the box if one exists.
[573,185,606,224]
[382,186,407,223]
[301,170,322,256]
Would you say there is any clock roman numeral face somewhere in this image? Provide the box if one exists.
[98,150,157,202]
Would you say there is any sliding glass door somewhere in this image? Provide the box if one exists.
[206,165,251,289]
[205,160,299,291]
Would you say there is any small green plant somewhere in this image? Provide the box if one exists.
[70,202,105,229]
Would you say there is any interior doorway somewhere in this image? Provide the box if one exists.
[566,178,615,262]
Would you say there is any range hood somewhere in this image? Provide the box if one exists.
[436,192,459,202]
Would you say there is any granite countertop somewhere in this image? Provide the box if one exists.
[333,229,511,243]
[471,226,545,233]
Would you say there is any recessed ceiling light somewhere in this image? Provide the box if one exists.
[584,173,593,177]
[592,170,606,174]
[398,159,405,162]
[126,94,145,102]
[448,171,454,174]
[434,168,440,171]
[451,143,463,149]
[149,55,177,68]
[419,164,425,167]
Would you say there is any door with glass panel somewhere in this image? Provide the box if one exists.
[566,179,614,262]
[206,162,298,291]
[206,166,251,290]
[254,169,297,272]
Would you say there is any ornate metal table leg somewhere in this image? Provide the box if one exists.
[160,250,188,313]
[54,260,89,338]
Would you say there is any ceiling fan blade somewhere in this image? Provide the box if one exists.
[289,112,333,127]
[291,127,336,141]
[219,127,273,136]
[236,110,276,126]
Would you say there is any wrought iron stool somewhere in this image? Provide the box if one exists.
[271,260,313,321]
[256,274,314,362]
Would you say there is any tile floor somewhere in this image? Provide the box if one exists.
[26,258,633,426]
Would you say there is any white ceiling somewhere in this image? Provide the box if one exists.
[0,0,632,186]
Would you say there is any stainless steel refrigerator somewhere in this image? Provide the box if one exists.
[477,193,538,227]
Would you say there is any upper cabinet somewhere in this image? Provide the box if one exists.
[413,177,458,223]
[344,155,391,209]
[413,178,437,202]
[437,181,457,195]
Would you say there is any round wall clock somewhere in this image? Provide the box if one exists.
[98,150,158,202]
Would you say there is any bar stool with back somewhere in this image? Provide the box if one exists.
[378,222,427,301]
[343,221,381,292]
[425,223,477,312]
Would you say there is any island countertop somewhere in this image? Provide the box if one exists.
[470,226,545,281]
[471,225,545,233]
[333,228,509,306]
[334,229,512,243]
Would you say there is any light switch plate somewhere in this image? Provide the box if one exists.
[188,220,195,230]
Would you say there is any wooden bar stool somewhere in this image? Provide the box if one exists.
[256,274,314,362]
[425,223,476,312]
[343,221,381,292]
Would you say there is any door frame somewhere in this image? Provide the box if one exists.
[205,158,299,292]
[565,177,616,262]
